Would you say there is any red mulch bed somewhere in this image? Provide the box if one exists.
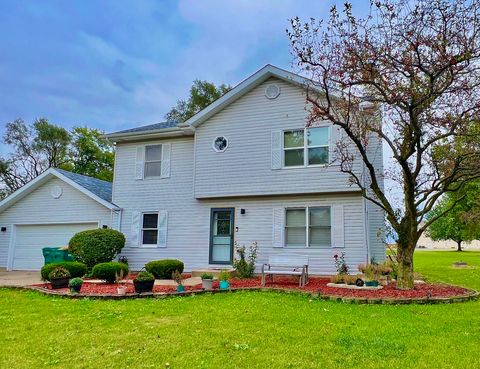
[31,276,472,300]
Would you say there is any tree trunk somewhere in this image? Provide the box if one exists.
[396,245,415,289]
[456,240,463,252]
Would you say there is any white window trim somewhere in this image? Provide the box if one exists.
[282,126,330,169]
[144,144,162,179]
[212,136,229,153]
[141,211,159,247]
[284,206,332,248]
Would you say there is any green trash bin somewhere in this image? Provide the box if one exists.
[42,247,74,265]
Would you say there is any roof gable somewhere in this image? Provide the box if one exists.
[0,168,118,213]
[183,64,312,128]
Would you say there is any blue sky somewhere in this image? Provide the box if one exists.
[0,0,360,144]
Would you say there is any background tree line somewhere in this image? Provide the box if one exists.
[0,118,114,199]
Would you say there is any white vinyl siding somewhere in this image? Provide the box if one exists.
[194,77,358,198]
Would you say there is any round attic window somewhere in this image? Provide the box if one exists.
[51,185,63,199]
[265,84,280,99]
[212,136,228,152]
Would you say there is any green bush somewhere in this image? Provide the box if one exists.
[69,277,84,288]
[68,229,125,269]
[134,271,155,282]
[91,262,129,283]
[48,267,70,280]
[41,261,87,281]
[145,259,184,279]
[200,273,214,280]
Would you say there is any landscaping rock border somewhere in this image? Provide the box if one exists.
[13,284,480,305]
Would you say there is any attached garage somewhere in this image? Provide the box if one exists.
[0,168,120,270]
[12,223,99,270]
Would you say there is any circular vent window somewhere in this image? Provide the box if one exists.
[265,84,280,99]
[213,136,228,152]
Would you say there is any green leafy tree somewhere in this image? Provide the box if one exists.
[0,118,70,196]
[165,80,231,123]
[427,182,480,251]
[0,120,114,199]
[63,127,114,181]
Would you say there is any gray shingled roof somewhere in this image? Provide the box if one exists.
[55,169,113,203]
[108,121,179,135]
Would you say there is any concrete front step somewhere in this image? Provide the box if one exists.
[191,268,235,278]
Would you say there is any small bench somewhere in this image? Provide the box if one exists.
[261,255,309,287]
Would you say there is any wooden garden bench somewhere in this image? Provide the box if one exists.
[261,255,309,287]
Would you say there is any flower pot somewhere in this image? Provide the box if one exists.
[117,286,127,295]
[365,280,379,287]
[219,280,230,290]
[51,277,69,289]
[133,280,154,293]
[202,279,213,290]
[176,285,185,292]
[70,284,82,293]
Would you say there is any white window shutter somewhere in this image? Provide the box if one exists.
[272,207,284,247]
[161,143,171,178]
[157,210,168,247]
[131,211,141,247]
[135,146,145,180]
[271,130,282,169]
[329,125,340,165]
[332,205,345,248]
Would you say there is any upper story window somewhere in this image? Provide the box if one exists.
[144,145,162,178]
[283,127,329,167]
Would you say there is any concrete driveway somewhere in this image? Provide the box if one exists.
[0,270,42,287]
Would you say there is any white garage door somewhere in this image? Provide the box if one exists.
[13,223,98,270]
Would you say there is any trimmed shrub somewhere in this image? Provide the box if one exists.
[134,271,155,282]
[41,261,87,281]
[91,262,129,283]
[145,259,184,279]
[68,229,125,269]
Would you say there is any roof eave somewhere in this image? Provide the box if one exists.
[104,127,194,143]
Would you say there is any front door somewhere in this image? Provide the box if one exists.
[209,208,234,264]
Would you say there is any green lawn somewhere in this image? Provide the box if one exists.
[1,251,479,369]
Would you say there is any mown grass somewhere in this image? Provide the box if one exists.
[0,251,479,369]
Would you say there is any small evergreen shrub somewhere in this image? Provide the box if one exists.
[48,267,70,280]
[68,229,125,269]
[41,261,87,281]
[145,259,184,279]
[69,277,84,288]
[134,271,155,282]
[91,262,129,283]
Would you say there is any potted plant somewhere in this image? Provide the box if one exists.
[69,277,83,293]
[49,267,71,289]
[172,270,184,292]
[364,264,380,287]
[218,270,231,290]
[133,271,155,293]
[115,270,127,295]
[201,273,214,290]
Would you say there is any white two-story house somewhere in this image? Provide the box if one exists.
[0,65,385,274]
[106,65,385,274]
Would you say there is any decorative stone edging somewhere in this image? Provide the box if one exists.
[8,284,479,305]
